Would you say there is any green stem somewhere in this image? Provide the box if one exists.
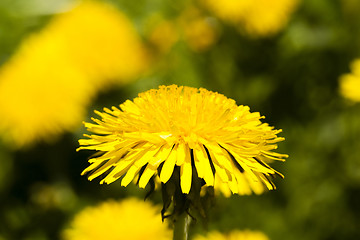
[173,213,191,240]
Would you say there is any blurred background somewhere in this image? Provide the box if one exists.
[1,0,360,239]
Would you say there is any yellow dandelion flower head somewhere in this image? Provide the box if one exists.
[0,32,92,147]
[193,230,269,240]
[62,198,172,240]
[201,0,299,37]
[339,59,360,102]
[79,85,287,196]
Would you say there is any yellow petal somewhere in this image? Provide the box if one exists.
[231,163,252,195]
[193,144,214,186]
[120,145,156,186]
[121,164,142,186]
[138,165,157,188]
[180,145,192,194]
[149,144,173,167]
[206,146,229,183]
[100,159,133,184]
[159,144,178,183]
[176,142,186,166]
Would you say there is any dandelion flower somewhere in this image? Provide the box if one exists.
[193,230,269,240]
[201,0,299,37]
[339,59,360,102]
[62,198,172,240]
[0,34,91,147]
[79,85,287,197]
[0,1,148,147]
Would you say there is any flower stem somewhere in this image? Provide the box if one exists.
[173,213,191,240]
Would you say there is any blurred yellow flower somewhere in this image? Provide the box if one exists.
[147,7,218,54]
[0,1,148,147]
[180,8,219,52]
[339,59,360,102]
[0,34,91,147]
[148,18,179,54]
[79,85,287,195]
[201,0,299,37]
[62,198,172,240]
[193,230,269,240]
[48,1,148,83]
[183,17,218,52]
